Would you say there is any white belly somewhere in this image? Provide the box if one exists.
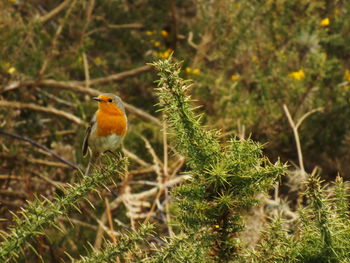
[89,129,122,153]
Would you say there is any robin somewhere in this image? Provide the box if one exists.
[82,93,127,175]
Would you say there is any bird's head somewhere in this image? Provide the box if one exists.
[93,93,125,115]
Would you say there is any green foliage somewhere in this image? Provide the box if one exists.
[151,57,285,262]
[1,1,350,262]
[248,218,298,263]
[73,224,153,263]
[333,176,349,220]
[153,58,222,173]
[0,156,128,262]
[184,0,350,172]
[306,175,334,255]
[144,233,209,263]
[249,173,350,263]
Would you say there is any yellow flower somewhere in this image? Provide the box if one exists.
[185,67,200,75]
[160,30,169,37]
[8,67,16,74]
[230,74,240,81]
[154,41,161,47]
[288,69,305,80]
[214,225,220,229]
[162,50,170,58]
[161,49,172,59]
[155,50,169,59]
[146,30,155,36]
[4,62,16,74]
[320,18,330,27]
[344,69,350,82]
[94,57,106,66]
[192,68,200,75]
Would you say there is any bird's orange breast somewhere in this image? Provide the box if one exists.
[96,110,127,137]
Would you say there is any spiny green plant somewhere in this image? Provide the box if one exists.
[72,58,350,263]
[333,176,349,221]
[149,57,286,262]
[144,233,207,263]
[72,223,154,263]
[247,217,298,263]
[297,174,350,262]
[0,156,128,262]
[305,173,334,258]
[249,173,350,263]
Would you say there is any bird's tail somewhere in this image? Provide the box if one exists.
[85,151,100,176]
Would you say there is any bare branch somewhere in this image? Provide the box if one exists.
[36,0,71,24]
[0,100,84,125]
[105,198,117,244]
[88,65,153,86]
[296,107,323,129]
[37,89,76,108]
[283,105,322,174]
[283,104,305,173]
[123,148,152,167]
[187,32,199,49]
[27,157,73,169]
[38,0,78,77]
[0,129,81,171]
[2,66,161,126]
[83,52,91,89]
[124,102,161,126]
[108,23,144,29]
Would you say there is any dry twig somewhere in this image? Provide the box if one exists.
[93,175,189,248]
[108,23,144,29]
[2,65,161,126]
[36,0,71,24]
[39,0,78,77]
[283,105,323,173]
[0,129,81,171]
[0,100,84,126]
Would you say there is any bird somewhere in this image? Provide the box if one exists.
[82,93,127,175]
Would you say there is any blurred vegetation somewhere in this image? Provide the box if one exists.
[1,0,350,262]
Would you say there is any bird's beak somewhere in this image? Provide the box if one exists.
[93,97,102,102]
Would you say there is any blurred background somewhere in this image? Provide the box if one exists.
[1,0,350,261]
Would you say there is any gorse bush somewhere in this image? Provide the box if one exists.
[0,156,128,262]
[184,1,350,174]
[248,175,350,263]
[1,56,350,262]
[1,1,350,173]
[150,57,285,262]
[73,224,154,263]
[1,1,350,262]
[145,58,350,263]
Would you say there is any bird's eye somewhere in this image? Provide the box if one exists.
[108,98,112,102]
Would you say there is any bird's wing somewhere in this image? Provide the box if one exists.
[82,113,96,157]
